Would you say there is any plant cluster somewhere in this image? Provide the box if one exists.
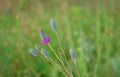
[29,18,80,77]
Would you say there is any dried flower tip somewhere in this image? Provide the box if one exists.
[41,48,49,58]
[39,29,46,40]
[70,48,76,58]
[34,44,40,51]
[50,18,57,31]
[29,48,38,56]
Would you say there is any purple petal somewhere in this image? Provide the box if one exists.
[42,39,46,44]
[41,36,50,44]
[46,36,50,43]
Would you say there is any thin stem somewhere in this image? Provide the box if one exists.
[49,57,60,67]
[93,2,101,77]
[55,32,73,77]
[73,59,80,77]
[48,57,68,77]
[55,32,67,61]
[38,54,68,77]
[48,43,70,76]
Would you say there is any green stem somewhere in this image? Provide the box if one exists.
[48,43,70,76]
[48,57,68,77]
[55,32,73,77]
[73,59,80,77]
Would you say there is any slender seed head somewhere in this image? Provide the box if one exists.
[70,48,76,58]
[34,44,40,51]
[41,48,49,58]
[50,18,57,31]
[29,48,38,56]
[39,29,46,40]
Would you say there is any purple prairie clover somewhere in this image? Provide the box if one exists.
[39,29,50,44]
[41,48,49,58]
[41,36,50,44]
[29,48,38,56]
[50,18,57,31]
[70,48,76,58]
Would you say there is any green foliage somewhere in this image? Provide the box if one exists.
[0,0,120,77]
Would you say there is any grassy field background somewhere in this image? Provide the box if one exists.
[0,0,120,77]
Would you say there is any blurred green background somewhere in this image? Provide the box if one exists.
[0,0,120,77]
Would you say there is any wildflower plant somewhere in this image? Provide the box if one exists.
[29,18,80,77]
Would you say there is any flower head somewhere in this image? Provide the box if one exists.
[39,29,50,44]
[50,18,57,31]
[29,48,38,56]
[41,48,49,58]
[41,36,50,44]
[70,48,76,58]
[39,29,46,40]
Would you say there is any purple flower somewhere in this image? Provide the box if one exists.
[41,36,50,44]
[39,29,50,44]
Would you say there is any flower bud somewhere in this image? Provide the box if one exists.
[50,18,57,31]
[39,29,46,40]
[41,48,49,58]
[29,48,38,56]
[70,48,76,58]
